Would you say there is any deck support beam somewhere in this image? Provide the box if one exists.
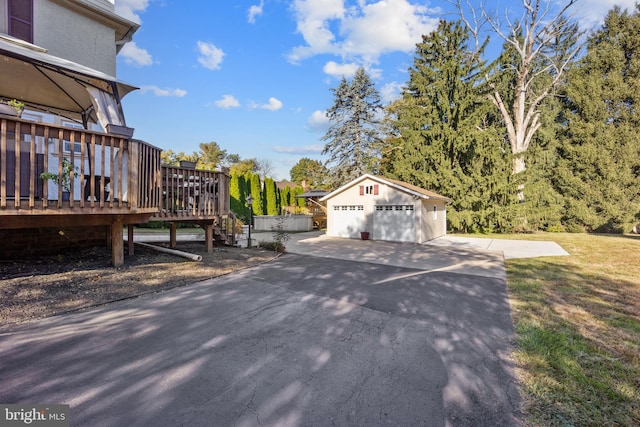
[128,224,135,255]
[111,216,124,266]
[204,222,213,252]
[169,222,177,248]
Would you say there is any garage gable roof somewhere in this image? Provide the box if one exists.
[320,174,453,203]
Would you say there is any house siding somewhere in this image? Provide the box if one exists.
[324,175,450,243]
[35,1,116,74]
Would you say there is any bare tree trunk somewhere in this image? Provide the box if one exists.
[455,0,580,178]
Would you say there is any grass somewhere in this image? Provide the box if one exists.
[494,233,640,426]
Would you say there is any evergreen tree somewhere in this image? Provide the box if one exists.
[247,172,264,216]
[263,177,279,215]
[322,67,383,187]
[385,20,512,232]
[229,172,247,220]
[281,185,291,208]
[555,6,640,232]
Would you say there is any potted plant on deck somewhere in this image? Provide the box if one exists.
[360,230,370,240]
[0,99,24,117]
[40,157,78,201]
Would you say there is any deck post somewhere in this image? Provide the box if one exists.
[128,224,135,255]
[169,222,177,248]
[204,222,213,252]
[111,216,124,266]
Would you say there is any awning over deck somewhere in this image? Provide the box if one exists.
[0,36,137,126]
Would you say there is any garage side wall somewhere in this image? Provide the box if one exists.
[420,200,448,242]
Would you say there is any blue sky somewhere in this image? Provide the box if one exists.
[113,0,635,181]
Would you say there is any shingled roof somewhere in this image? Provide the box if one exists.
[321,174,453,203]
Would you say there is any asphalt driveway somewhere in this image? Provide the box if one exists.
[0,237,522,426]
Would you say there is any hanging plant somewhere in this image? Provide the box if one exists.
[40,157,79,192]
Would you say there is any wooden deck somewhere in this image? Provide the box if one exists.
[151,164,236,250]
[0,116,234,265]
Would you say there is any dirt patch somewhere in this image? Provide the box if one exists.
[0,243,278,327]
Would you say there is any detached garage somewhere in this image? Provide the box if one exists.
[321,174,452,243]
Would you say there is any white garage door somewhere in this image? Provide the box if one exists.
[332,205,365,238]
[374,205,415,242]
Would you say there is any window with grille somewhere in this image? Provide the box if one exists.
[8,0,33,43]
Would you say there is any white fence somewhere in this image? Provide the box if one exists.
[253,215,313,232]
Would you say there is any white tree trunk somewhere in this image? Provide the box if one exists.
[457,0,580,180]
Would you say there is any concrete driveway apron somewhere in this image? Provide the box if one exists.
[0,234,521,426]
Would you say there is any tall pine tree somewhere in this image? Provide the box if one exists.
[555,6,640,232]
[385,20,512,232]
[322,67,383,187]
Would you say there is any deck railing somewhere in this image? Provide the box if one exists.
[0,116,161,215]
[154,165,230,220]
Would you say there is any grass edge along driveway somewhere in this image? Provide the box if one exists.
[500,233,639,426]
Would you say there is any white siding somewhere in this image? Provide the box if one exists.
[420,200,447,242]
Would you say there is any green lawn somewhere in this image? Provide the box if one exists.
[498,233,640,426]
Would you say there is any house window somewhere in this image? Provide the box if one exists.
[376,205,413,211]
[7,0,33,43]
[359,184,379,195]
[335,205,363,211]
[63,141,83,153]
[62,121,84,154]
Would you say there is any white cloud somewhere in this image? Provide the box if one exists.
[342,0,439,61]
[288,0,440,64]
[215,95,240,109]
[118,41,153,67]
[140,85,187,97]
[248,0,265,23]
[288,0,346,62]
[574,0,638,29]
[323,61,359,78]
[114,0,150,24]
[380,81,403,104]
[273,144,324,154]
[252,97,283,111]
[197,41,225,70]
[307,110,330,131]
